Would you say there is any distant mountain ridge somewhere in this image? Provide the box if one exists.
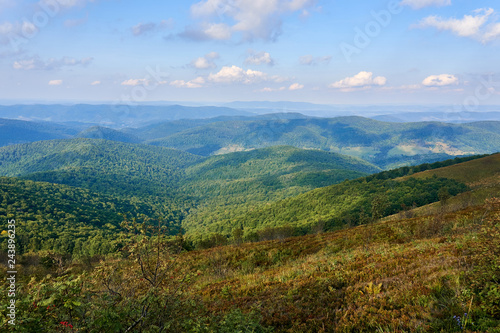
[0,109,499,170]
[144,116,500,169]
[0,104,254,128]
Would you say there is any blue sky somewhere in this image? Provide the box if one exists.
[0,0,499,106]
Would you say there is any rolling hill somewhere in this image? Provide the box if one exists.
[0,139,202,198]
[2,152,500,332]
[0,176,186,254]
[0,110,498,171]
[179,146,380,235]
[145,116,500,169]
[182,154,498,239]
[0,104,253,127]
[0,140,381,240]
[0,118,78,147]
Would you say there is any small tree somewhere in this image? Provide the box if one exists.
[371,194,389,221]
[232,227,244,246]
[438,187,451,206]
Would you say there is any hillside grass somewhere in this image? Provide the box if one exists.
[3,197,499,332]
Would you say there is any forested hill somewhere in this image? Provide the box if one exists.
[144,116,500,169]
[0,139,378,202]
[1,114,499,170]
[0,139,202,198]
[183,154,495,238]
[0,118,77,146]
[0,176,187,254]
[178,146,380,234]
[0,140,384,255]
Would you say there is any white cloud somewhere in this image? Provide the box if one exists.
[175,65,287,87]
[190,52,219,69]
[245,50,274,66]
[416,8,500,43]
[170,77,205,88]
[258,86,287,92]
[422,74,459,86]
[400,0,451,10]
[299,55,331,66]
[13,56,93,70]
[91,80,101,85]
[208,65,267,84]
[48,79,62,85]
[482,22,500,42]
[289,83,304,90]
[185,0,317,41]
[121,79,150,86]
[329,71,387,89]
[132,19,173,36]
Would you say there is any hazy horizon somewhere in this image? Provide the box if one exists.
[1,0,499,107]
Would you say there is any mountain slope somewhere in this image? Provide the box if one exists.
[77,126,141,143]
[0,118,77,147]
[0,176,186,255]
[6,165,500,332]
[146,117,500,169]
[0,139,202,197]
[183,154,498,238]
[0,104,254,128]
[179,146,380,234]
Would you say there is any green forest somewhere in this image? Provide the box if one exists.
[0,133,498,332]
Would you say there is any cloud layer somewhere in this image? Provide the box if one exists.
[245,51,274,66]
[416,8,500,43]
[422,74,458,86]
[132,20,174,36]
[190,52,219,69]
[299,55,331,66]
[183,0,316,41]
[330,71,387,89]
[13,56,93,70]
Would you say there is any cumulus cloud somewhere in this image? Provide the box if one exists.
[416,8,500,43]
[289,83,304,90]
[482,23,500,42]
[132,19,174,36]
[172,65,287,88]
[91,80,101,85]
[48,79,62,85]
[422,74,459,86]
[181,23,232,41]
[400,0,451,10]
[208,65,268,84]
[258,86,287,92]
[121,79,150,86]
[245,50,274,66]
[299,55,331,66]
[170,77,205,88]
[13,56,93,70]
[184,0,317,41]
[329,71,387,89]
[190,52,219,69]
[258,83,303,92]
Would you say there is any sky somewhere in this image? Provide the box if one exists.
[0,0,500,106]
